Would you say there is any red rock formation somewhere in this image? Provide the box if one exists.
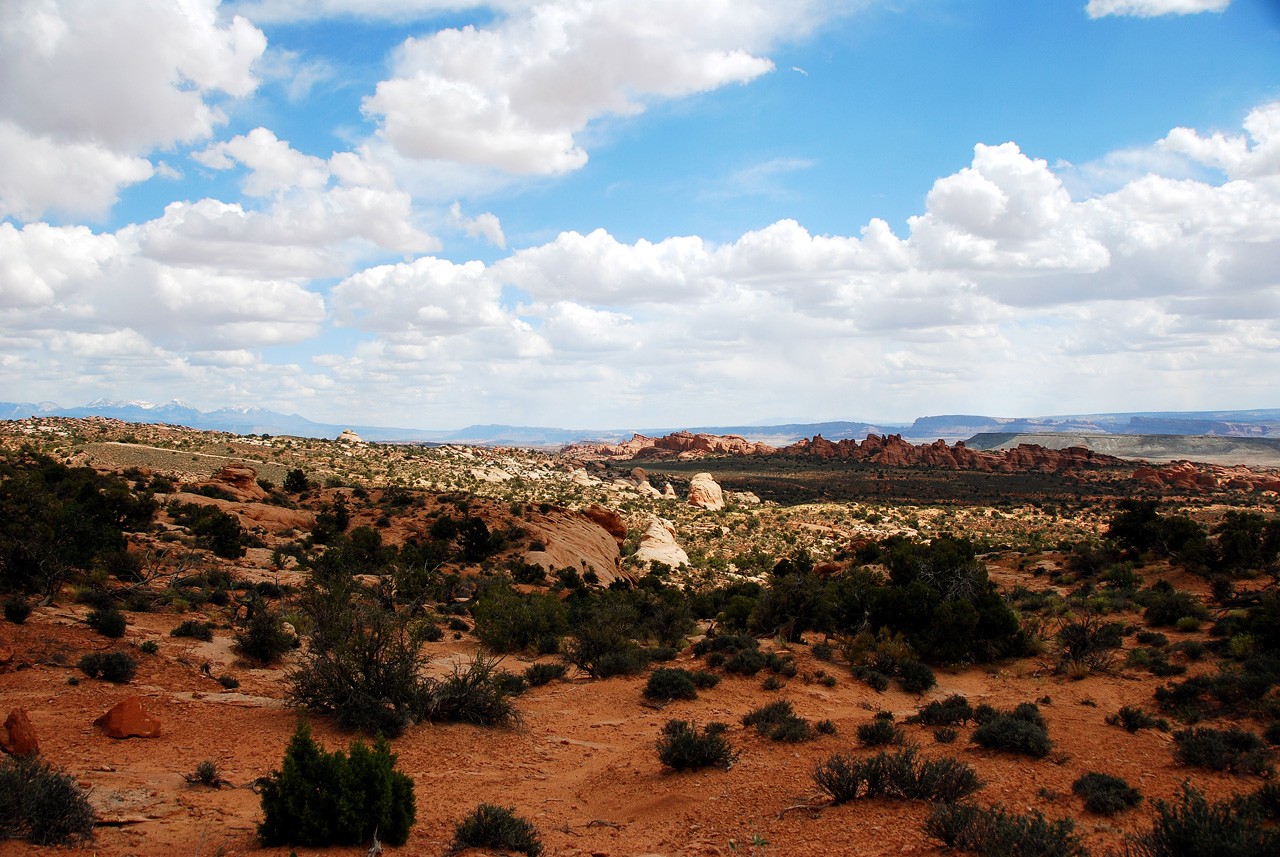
[1129,460,1280,494]
[0,708,39,757]
[781,434,1123,473]
[563,432,776,461]
[582,504,627,544]
[95,696,162,739]
[196,463,268,502]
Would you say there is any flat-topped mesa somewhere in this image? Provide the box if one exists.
[781,433,1125,472]
[562,431,775,461]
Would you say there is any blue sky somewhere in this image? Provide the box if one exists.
[1,0,1278,429]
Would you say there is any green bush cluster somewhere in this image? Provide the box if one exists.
[1121,783,1279,857]
[970,703,1052,758]
[258,720,415,847]
[0,755,96,846]
[1105,705,1169,733]
[450,804,542,856]
[813,747,981,805]
[857,712,905,746]
[925,803,1086,857]
[1173,726,1274,776]
[170,619,215,641]
[1072,772,1142,815]
[78,650,137,682]
[742,700,816,742]
[907,694,974,726]
[655,720,736,770]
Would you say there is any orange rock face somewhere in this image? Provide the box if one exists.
[0,708,39,757]
[195,463,268,502]
[781,434,1123,473]
[95,696,162,739]
[582,504,628,544]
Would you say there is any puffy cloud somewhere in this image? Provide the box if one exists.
[0,0,266,220]
[1085,0,1230,17]
[363,0,830,174]
[449,202,506,248]
[1159,101,1280,180]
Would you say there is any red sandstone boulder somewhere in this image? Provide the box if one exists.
[583,504,627,544]
[0,708,39,757]
[95,696,162,739]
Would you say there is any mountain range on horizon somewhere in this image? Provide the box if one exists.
[3,399,1280,448]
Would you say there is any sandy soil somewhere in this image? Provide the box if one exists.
[0,592,1261,857]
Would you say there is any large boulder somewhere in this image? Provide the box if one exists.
[524,508,631,586]
[200,464,267,502]
[0,708,39,757]
[687,473,725,511]
[582,505,627,544]
[95,696,162,739]
[634,517,689,570]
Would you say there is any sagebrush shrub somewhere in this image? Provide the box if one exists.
[1072,771,1142,815]
[971,704,1052,758]
[1121,782,1278,857]
[1173,726,1273,776]
[656,720,736,770]
[78,650,137,682]
[3,597,31,624]
[899,659,937,694]
[645,667,698,701]
[857,717,905,746]
[450,804,542,856]
[427,653,519,727]
[524,662,567,686]
[234,608,294,664]
[813,747,981,804]
[258,720,415,847]
[0,755,95,845]
[925,803,1086,857]
[170,619,214,642]
[1106,705,1168,733]
[87,606,126,638]
[907,694,974,726]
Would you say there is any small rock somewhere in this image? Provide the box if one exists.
[95,696,162,739]
[0,708,40,757]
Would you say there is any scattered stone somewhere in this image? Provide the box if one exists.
[95,696,162,739]
[0,708,39,757]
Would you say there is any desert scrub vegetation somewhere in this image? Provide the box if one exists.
[450,804,543,857]
[1172,726,1274,776]
[907,694,975,726]
[1105,705,1170,733]
[258,720,415,847]
[644,667,700,701]
[742,699,816,742]
[1053,615,1123,676]
[813,747,981,804]
[925,803,1086,857]
[1119,782,1279,857]
[655,720,737,770]
[170,618,214,641]
[0,755,96,846]
[77,650,137,682]
[970,703,1052,758]
[289,569,517,735]
[1072,772,1142,815]
[0,452,156,601]
[857,712,905,746]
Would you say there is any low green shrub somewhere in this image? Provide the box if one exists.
[899,659,937,694]
[86,606,126,638]
[935,727,959,744]
[524,662,567,686]
[645,667,698,701]
[427,654,519,727]
[1121,782,1278,857]
[857,715,905,746]
[925,803,1086,857]
[258,720,415,847]
[450,804,542,856]
[971,704,1051,758]
[691,670,720,689]
[1106,705,1169,733]
[3,597,31,624]
[655,720,736,770]
[724,648,767,675]
[77,650,136,682]
[1072,771,1142,815]
[742,699,813,741]
[813,747,981,804]
[0,755,96,845]
[139,640,158,655]
[907,694,974,726]
[1173,726,1273,776]
[170,619,214,642]
[233,609,295,664]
